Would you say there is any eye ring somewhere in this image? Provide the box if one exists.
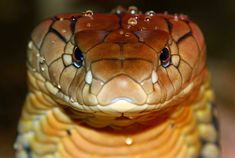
[160,47,171,68]
[73,47,84,68]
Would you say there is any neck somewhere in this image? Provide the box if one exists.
[63,103,200,157]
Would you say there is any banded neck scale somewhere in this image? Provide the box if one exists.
[15,6,220,158]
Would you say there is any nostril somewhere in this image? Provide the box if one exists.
[85,71,93,84]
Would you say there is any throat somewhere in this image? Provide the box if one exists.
[63,104,177,129]
[64,105,200,157]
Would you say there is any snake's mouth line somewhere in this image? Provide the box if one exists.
[68,81,194,115]
[42,71,197,116]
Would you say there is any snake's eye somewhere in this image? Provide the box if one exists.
[73,47,84,68]
[160,47,171,68]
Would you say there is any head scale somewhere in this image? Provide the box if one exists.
[27,8,208,128]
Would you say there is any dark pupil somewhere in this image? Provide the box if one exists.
[160,48,169,61]
[73,47,84,68]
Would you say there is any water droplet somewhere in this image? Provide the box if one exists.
[119,30,124,35]
[71,16,77,22]
[125,137,133,145]
[41,66,45,72]
[174,14,179,21]
[57,84,61,89]
[84,10,94,17]
[112,6,126,14]
[86,23,91,27]
[125,32,130,37]
[145,11,156,16]
[128,17,137,26]
[144,16,151,22]
[179,14,188,20]
[128,6,138,14]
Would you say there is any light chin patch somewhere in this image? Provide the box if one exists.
[103,100,146,113]
[111,97,134,103]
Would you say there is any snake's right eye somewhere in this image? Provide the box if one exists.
[73,47,84,68]
[160,47,171,68]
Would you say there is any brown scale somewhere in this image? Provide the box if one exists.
[15,7,220,158]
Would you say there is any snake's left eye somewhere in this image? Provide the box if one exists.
[73,47,84,68]
[160,47,171,68]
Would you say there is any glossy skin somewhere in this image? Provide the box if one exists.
[15,8,220,158]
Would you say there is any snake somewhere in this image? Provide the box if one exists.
[15,6,220,158]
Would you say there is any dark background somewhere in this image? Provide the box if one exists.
[0,0,234,157]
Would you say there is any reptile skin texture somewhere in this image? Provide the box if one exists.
[15,7,220,158]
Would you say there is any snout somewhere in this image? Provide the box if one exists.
[97,75,147,105]
[85,59,159,105]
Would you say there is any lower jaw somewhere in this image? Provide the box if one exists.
[63,99,188,129]
[63,84,198,128]
[61,69,206,129]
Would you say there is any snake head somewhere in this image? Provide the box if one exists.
[27,10,208,127]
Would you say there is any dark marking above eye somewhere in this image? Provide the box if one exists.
[49,28,67,42]
[116,13,124,28]
[51,16,59,21]
[177,31,192,44]
[73,47,84,68]
[164,18,173,32]
[70,16,78,33]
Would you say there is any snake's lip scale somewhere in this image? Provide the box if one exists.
[68,80,194,113]
[38,67,200,115]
